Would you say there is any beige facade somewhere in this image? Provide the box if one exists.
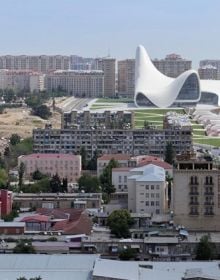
[118,59,135,98]
[18,153,81,183]
[45,70,104,97]
[173,154,220,231]
[0,55,69,73]
[96,58,116,97]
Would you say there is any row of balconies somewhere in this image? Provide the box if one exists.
[189,191,214,196]
[189,212,214,216]
[189,201,214,205]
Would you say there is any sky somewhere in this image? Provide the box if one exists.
[0,0,220,67]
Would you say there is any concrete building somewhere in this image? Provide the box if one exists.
[153,53,192,78]
[0,55,70,73]
[18,153,81,183]
[198,65,218,80]
[33,123,192,161]
[70,55,96,70]
[118,59,135,98]
[96,58,116,97]
[45,70,104,97]
[200,59,220,79]
[62,110,134,130]
[128,164,167,215]
[0,69,44,92]
[14,192,102,209]
[173,151,220,231]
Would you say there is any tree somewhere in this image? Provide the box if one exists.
[195,235,216,260]
[18,162,25,188]
[13,240,36,254]
[166,174,173,208]
[32,170,46,180]
[62,178,68,192]
[165,142,175,165]
[99,159,119,195]
[78,174,100,193]
[119,248,137,260]
[10,134,21,146]
[0,168,8,188]
[87,150,100,170]
[50,174,62,193]
[107,209,133,238]
[80,147,87,170]
[32,105,52,120]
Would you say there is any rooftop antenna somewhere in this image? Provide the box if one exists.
[107,48,111,58]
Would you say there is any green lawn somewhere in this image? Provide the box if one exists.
[193,137,220,147]
[134,108,185,114]
[193,130,206,136]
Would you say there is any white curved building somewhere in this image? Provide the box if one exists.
[135,45,220,108]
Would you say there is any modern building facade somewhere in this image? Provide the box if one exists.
[45,70,104,97]
[128,164,167,215]
[153,53,192,78]
[173,152,220,231]
[118,59,135,98]
[18,153,81,182]
[135,45,220,107]
[0,55,70,73]
[61,110,134,130]
[70,55,96,71]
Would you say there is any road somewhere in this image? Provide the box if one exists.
[58,97,93,112]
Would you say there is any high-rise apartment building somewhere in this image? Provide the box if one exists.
[95,58,116,97]
[118,59,135,98]
[0,55,70,73]
[45,70,104,97]
[173,152,220,231]
[70,55,96,70]
[198,65,218,80]
[200,60,220,79]
[153,54,192,78]
[0,70,45,92]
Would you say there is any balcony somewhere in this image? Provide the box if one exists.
[189,212,199,216]
[204,201,214,205]
[189,182,198,186]
[204,212,214,216]
[204,182,214,186]
[204,192,214,196]
[189,192,199,195]
[189,201,199,205]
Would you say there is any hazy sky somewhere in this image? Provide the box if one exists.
[0,0,220,66]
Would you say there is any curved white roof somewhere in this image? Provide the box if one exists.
[135,45,220,108]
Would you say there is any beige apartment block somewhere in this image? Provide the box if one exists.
[18,153,81,183]
[173,152,220,231]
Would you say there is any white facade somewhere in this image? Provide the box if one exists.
[112,168,130,192]
[128,164,167,215]
[135,45,220,107]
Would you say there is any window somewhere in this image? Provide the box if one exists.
[151,201,154,206]
[146,201,149,206]
[124,176,127,183]
[151,193,154,198]
[146,193,149,198]
[156,201,160,206]
[156,185,160,190]
[145,185,149,190]
[151,185,154,190]
[119,176,122,183]
[156,193,160,198]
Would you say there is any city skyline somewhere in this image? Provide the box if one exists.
[0,0,220,67]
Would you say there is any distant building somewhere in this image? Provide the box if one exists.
[198,65,218,80]
[118,59,135,98]
[95,58,116,97]
[153,53,192,78]
[173,151,220,231]
[70,55,96,70]
[18,154,81,183]
[62,110,134,130]
[200,59,220,79]
[0,70,44,92]
[0,189,12,216]
[45,70,104,97]
[128,164,167,215]
[0,55,70,73]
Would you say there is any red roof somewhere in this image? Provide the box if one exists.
[138,160,172,169]
[98,154,131,161]
[21,214,49,223]
[19,153,80,160]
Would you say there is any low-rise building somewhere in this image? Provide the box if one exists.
[18,153,81,183]
[128,164,167,215]
[0,189,12,217]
